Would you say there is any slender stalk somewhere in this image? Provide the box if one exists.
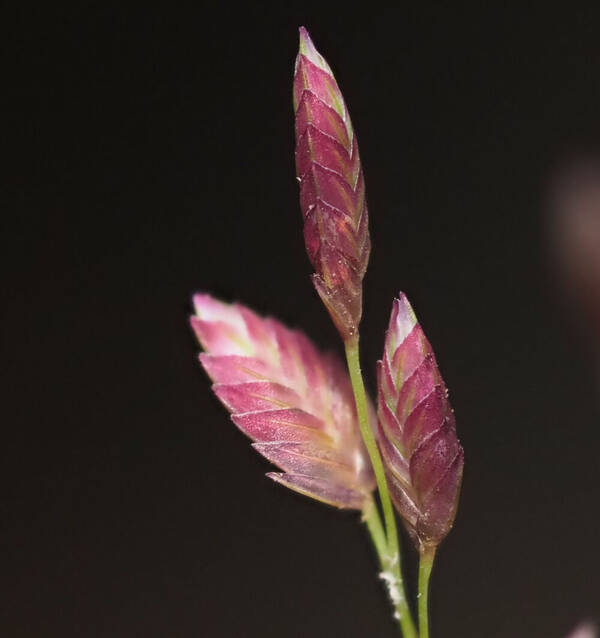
[418,546,436,638]
[345,337,417,638]
[344,338,396,544]
[363,500,387,561]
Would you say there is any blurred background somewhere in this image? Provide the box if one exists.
[4,5,600,637]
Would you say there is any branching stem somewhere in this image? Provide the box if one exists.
[346,337,417,638]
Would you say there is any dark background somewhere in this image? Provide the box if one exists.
[4,4,600,637]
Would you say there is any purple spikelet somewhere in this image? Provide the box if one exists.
[293,27,370,341]
[377,294,464,550]
[191,294,375,509]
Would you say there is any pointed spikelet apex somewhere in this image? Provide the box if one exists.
[191,293,375,509]
[293,27,370,341]
[377,294,464,550]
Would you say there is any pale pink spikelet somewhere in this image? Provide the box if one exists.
[377,293,464,549]
[191,293,375,509]
[567,623,597,638]
[293,27,370,341]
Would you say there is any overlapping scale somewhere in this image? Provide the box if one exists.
[293,28,370,340]
[191,294,375,509]
[377,293,464,549]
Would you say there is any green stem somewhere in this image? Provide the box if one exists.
[344,338,395,545]
[345,337,417,638]
[363,500,387,561]
[418,546,436,638]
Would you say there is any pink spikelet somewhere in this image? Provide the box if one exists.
[377,293,464,549]
[191,294,375,509]
[293,27,370,341]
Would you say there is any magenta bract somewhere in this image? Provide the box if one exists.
[293,28,370,341]
[377,294,464,549]
[191,294,375,509]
